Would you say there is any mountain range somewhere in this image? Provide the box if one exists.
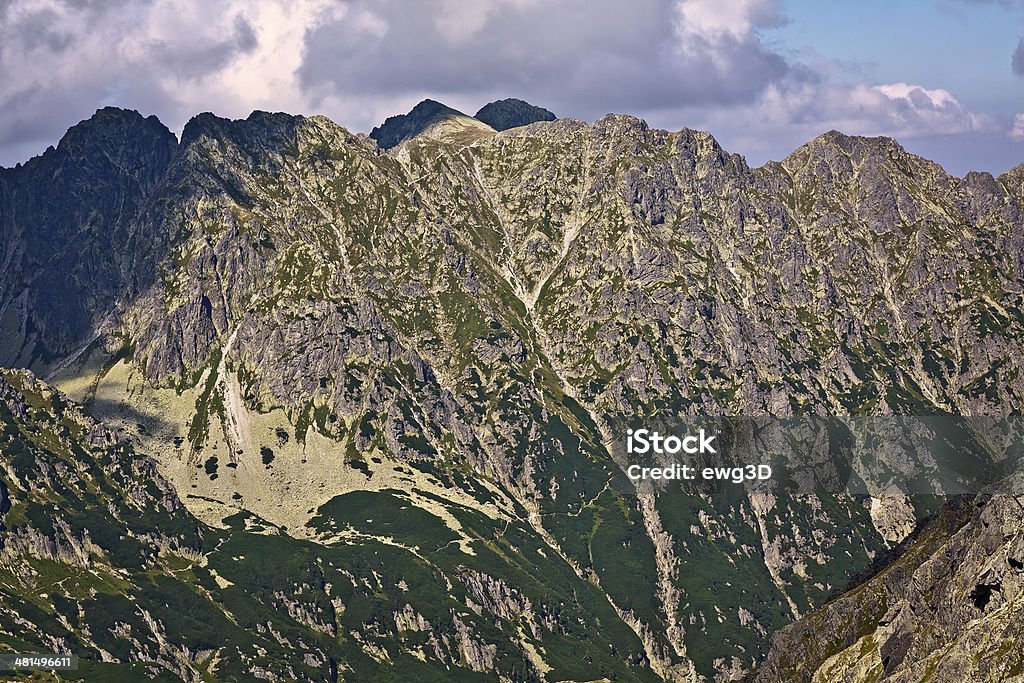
[1,98,1023,682]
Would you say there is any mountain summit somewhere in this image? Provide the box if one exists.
[370,98,557,149]
[369,98,492,149]
[474,98,556,131]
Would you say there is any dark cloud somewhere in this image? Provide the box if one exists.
[298,0,796,121]
[8,8,76,54]
[1015,37,1024,74]
[148,15,259,79]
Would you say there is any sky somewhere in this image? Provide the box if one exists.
[0,0,1022,175]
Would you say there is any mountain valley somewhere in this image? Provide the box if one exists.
[1,100,1023,682]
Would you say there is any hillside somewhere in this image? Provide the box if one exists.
[1,103,1023,681]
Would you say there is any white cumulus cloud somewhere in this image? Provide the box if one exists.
[1011,114,1024,140]
[675,0,783,40]
[852,82,995,137]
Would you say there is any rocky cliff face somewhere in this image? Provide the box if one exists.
[1,103,1023,681]
[751,489,1024,682]
[0,108,177,370]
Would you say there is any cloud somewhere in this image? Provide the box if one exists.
[857,83,995,137]
[1014,37,1024,74]
[691,78,994,143]
[1011,114,1024,140]
[675,76,999,173]
[297,0,796,125]
[0,0,343,165]
[0,0,809,166]
[0,0,1013,175]
[676,0,786,40]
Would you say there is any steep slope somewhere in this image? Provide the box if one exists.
[751,490,1024,682]
[0,369,662,681]
[369,99,495,150]
[0,108,177,370]
[0,106,1022,681]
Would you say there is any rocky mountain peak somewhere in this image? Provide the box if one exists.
[473,98,556,131]
[37,106,177,178]
[779,128,960,206]
[180,111,229,147]
[180,110,308,150]
[1000,160,1024,189]
[784,129,915,171]
[369,98,480,149]
[61,106,170,141]
[0,107,178,369]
